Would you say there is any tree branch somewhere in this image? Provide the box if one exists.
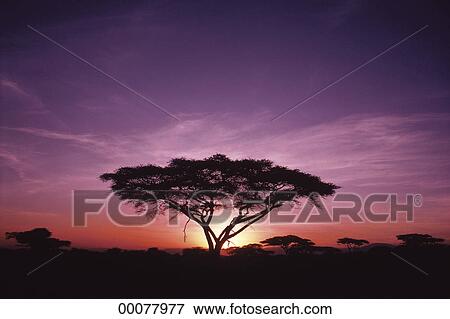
[183,217,191,242]
[227,207,272,240]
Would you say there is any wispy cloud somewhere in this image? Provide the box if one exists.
[1,126,109,149]
[110,112,450,202]
[1,78,70,130]
[2,112,450,194]
[0,147,27,179]
[1,79,29,96]
[1,78,49,115]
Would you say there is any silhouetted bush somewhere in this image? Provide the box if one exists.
[5,228,70,251]
[182,247,209,257]
[337,237,369,252]
[261,235,315,255]
[396,233,444,248]
[226,243,274,256]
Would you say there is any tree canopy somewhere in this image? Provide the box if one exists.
[337,237,369,252]
[396,233,444,247]
[225,243,273,256]
[100,154,339,255]
[260,235,315,254]
[6,228,71,251]
[286,239,316,255]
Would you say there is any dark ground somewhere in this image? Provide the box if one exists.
[1,246,449,298]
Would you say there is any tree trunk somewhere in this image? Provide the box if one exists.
[213,240,225,256]
[203,227,214,253]
[202,227,225,256]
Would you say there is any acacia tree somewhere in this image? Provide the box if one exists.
[6,228,71,251]
[337,237,369,252]
[286,238,316,255]
[260,235,314,255]
[100,154,338,255]
[225,243,273,256]
[396,234,444,248]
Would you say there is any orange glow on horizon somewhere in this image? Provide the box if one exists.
[1,202,449,251]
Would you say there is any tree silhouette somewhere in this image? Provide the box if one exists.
[337,237,369,252]
[182,247,209,257]
[226,243,273,256]
[396,233,444,248]
[146,247,171,257]
[287,238,316,255]
[105,247,123,254]
[5,228,71,251]
[100,154,338,255]
[260,235,314,254]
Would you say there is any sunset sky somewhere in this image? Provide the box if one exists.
[1,0,449,250]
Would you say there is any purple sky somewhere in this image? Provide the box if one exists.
[1,0,449,249]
